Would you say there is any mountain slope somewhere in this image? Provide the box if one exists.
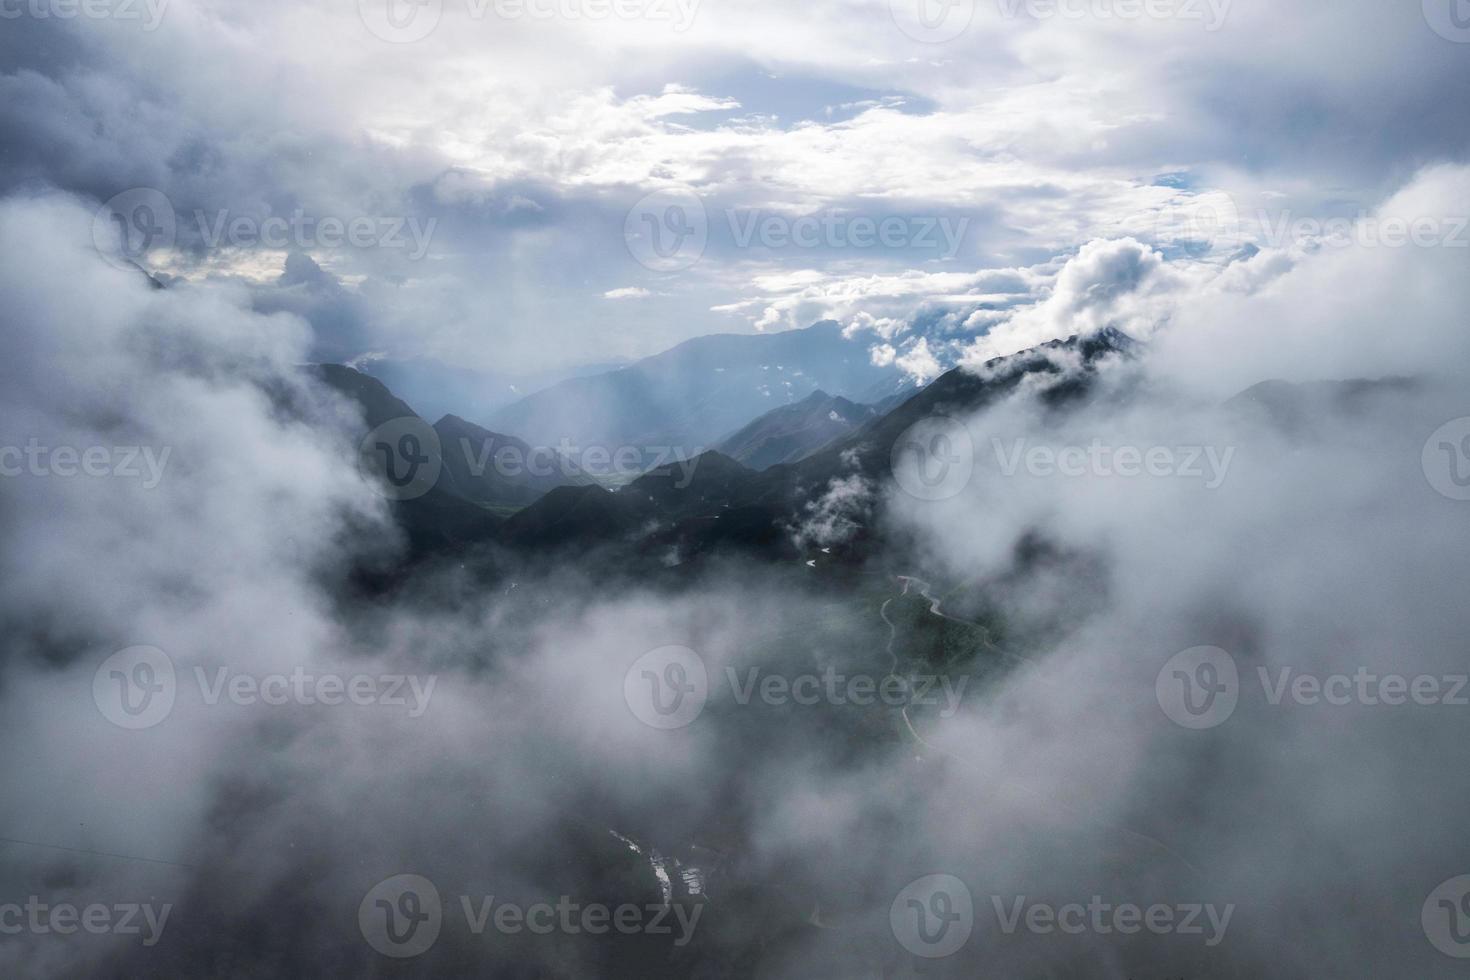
[715,390,877,470]
[311,364,503,549]
[496,328,1138,559]
[741,325,1139,503]
[1224,377,1419,438]
[358,357,625,427]
[432,413,591,509]
[486,321,911,451]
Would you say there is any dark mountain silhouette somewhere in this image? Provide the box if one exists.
[716,390,877,470]
[492,328,1138,560]
[311,364,503,550]
[432,413,591,509]
[310,327,1137,562]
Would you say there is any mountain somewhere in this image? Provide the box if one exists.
[494,328,1138,560]
[485,321,913,452]
[499,451,753,550]
[715,390,877,470]
[432,413,592,509]
[310,365,509,551]
[312,362,420,429]
[1224,377,1419,438]
[355,357,626,427]
[738,325,1140,501]
[310,328,1137,562]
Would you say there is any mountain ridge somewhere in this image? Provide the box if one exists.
[485,320,912,451]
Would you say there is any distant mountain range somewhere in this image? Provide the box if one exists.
[485,321,915,452]
[355,357,624,428]
[487,327,1139,563]
[315,326,1138,561]
[311,364,586,550]
[714,390,880,470]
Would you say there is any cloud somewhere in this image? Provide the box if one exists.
[961,237,1174,361]
[6,0,1465,370]
[871,335,942,384]
[604,286,654,300]
[787,473,873,549]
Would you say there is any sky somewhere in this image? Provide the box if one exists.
[7,0,1468,376]
[5,3,1470,974]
